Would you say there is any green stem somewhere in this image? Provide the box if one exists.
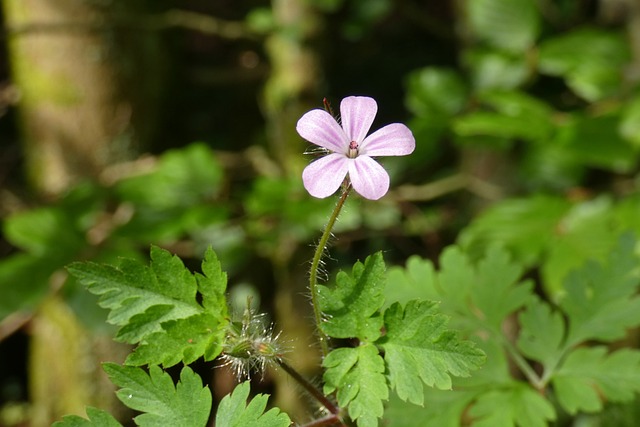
[310,185,351,358]
[500,334,543,389]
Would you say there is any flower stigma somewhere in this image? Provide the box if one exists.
[348,141,359,158]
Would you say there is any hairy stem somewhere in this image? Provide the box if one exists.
[309,185,351,358]
[275,359,341,416]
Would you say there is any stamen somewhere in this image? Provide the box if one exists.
[348,141,358,158]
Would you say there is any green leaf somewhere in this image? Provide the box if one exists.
[323,344,388,427]
[470,246,532,330]
[103,364,211,427]
[378,300,485,404]
[559,233,640,346]
[405,67,467,117]
[458,195,572,265]
[53,407,122,427]
[557,113,636,173]
[0,254,61,320]
[384,388,478,427]
[553,347,640,414]
[67,246,228,366]
[126,313,224,366]
[215,381,291,427]
[516,297,565,368]
[467,0,540,52]
[452,90,555,143]
[385,255,438,309]
[538,28,630,100]
[463,48,531,90]
[116,143,223,208]
[318,252,386,341]
[469,383,556,427]
[3,207,84,255]
[620,94,640,147]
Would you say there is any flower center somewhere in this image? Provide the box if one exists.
[348,141,359,159]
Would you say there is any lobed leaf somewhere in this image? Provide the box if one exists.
[470,245,532,330]
[560,233,640,346]
[552,347,640,415]
[468,383,556,427]
[103,364,211,427]
[516,297,565,368]
[318,252,386,341]
[323,344,388,427]
[215,381,291,427]
[379,300,485,405]
[125,312,225,367]
[68,246,228,366]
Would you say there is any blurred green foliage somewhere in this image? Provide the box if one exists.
[2,0,640,425]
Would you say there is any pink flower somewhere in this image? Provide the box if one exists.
[297,96,415,200]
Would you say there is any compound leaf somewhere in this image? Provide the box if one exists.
[103,364,211,427]
[379,300,485,405]
[318,252,386,342]
[215,381,291,427]
[323,344,388,427]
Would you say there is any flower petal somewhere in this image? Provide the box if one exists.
[297,109,349,153]
[348,156,390,200]
[302,153,349,198]
[340,96,377,144]
[359,123,415,156]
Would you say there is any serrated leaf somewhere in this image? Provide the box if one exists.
[104,364,211,427]
[318,252,386,341]
[126,312,224,367]
[467,0,540,52]
[68,246,228,366]
[215,381,291,427]
[323,344,388,427]
[198,247,228,312]
[469,383,556,427]
[379,301,485,404]
[53,407,122,427]
[516,297,565,368]
[552,347,640,414]
[559,233,640,346]
[471,246,532,330]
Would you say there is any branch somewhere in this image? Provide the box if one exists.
[1,9,260,40]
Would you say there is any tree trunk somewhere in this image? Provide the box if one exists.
[2,1,164,425]
[3,0,163,198]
